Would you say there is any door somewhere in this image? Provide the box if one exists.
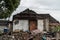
[29,20,37,31]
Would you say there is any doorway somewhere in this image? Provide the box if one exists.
[29,20,37,31]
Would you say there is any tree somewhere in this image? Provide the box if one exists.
[0,0,20,18]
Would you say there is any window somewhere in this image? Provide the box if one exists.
[14,20,19,25]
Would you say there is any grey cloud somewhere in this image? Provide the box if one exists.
[25,0,60,10]
[38,0,60,9]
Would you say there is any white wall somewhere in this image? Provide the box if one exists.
[37,20,44,32]
[13,20,29,31]
[45,19,49,31]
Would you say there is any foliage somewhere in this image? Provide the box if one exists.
[0,0,20,18]
[52,26,60,32]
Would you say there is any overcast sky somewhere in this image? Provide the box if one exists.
[10,0,60,22]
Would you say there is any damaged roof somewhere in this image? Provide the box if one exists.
[13,8,59,23]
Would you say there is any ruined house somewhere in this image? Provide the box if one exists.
[0,9,59,40]
[13,9,59,33]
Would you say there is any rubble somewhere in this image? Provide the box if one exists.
[0,31,42,40]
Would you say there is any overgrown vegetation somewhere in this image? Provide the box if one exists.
[52,26,60,32]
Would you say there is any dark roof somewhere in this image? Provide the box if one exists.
[0,20,12,26]
[37,14,59,23]
[49,15,59,23]
[20,8,37,14]
[13,8,59,23]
